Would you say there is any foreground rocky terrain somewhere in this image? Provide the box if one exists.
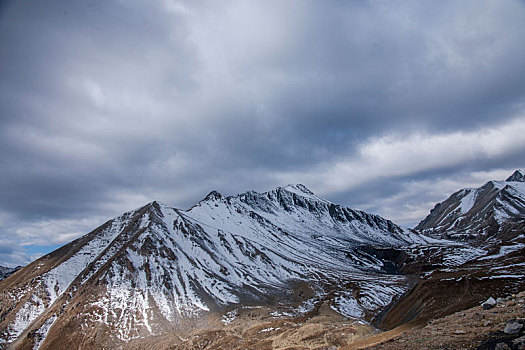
[351,291,525,349]
[0,170,524,349]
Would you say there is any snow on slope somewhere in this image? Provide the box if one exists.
[458,188,477,214]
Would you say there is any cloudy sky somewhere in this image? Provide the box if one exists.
[1,0,525,266]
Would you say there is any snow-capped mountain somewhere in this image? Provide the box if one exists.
[416,170,525,241]
[0,184,428,349]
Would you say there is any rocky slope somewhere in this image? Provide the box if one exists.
[416,170,525,242]
[0,184,431,349]
[376,228,525,330]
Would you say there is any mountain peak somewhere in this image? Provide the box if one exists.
[203,190,223,201]
[506,169,525,182]
[279,183,330,203]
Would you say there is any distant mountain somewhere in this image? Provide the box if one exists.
[416,170,525,241]
[0,184,430,349]
[0,266,21,282]
[379,170,525,331]
[507,169,525,182]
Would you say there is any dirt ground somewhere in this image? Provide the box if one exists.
[126,290,524,350]
[162,301,378,350]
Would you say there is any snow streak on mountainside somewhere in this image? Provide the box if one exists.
[0,184,430,349]
[416,170,525,241]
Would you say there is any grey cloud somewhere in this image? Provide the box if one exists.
[1,0,525,265]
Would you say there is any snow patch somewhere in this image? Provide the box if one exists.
[221,310,238,325]
[458,189,476,214]
[260,327,280,332]
[32,315,58,350]
[332,293,364,319]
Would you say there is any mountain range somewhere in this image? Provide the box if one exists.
[0,171,524,349]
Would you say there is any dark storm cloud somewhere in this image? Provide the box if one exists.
[1,0,525,265]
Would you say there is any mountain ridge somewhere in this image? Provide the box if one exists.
[0,184,430,349]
